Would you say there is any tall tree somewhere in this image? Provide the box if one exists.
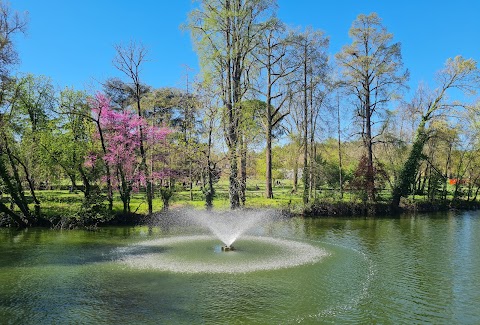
[113,41,154,214]
[254,19,298,198]
[391,56,479,207]
[238,99,264,205]
[187,0,273,209]
[336,13,408,202]
[179,68,201,201]
[15,75,55,216]
[291,27,329,203]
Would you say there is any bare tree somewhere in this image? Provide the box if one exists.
[290,27,329,204]
[113,41,155,214]
[253,19,299,198]
[336,13,408,202]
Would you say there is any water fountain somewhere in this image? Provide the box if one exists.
[115,209,330,273]
[185,209,275,250]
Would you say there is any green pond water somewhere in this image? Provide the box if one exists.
[1,211,479,324]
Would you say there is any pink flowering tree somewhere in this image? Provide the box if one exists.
[88,92,170,214]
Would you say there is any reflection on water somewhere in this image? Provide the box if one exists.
[0,211,479,324]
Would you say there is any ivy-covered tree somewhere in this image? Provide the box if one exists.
[391,56,480,207]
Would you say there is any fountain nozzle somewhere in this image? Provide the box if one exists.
[221,245,235,252]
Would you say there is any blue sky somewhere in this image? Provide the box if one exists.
[12,0,480,97]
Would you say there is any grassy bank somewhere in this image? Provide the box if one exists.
[1,179,479,227]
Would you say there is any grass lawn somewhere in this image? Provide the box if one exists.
[24,179,305,218]
[4,178,471,220]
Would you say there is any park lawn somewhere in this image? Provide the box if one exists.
[25,179,304,218]
[7,178,470,220]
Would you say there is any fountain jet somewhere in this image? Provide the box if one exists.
[184,209,277,249]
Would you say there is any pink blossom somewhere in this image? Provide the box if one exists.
[85,92,172,193]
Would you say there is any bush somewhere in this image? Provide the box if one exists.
[75,187,110,227]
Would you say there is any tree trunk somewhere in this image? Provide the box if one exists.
[442,142,452,201]
[473,184,480,202]
[118,166,130,215]
[365,90,375,202]
[227,105,240,209]
[265,68,274,199]
[337,95,343,198]
[302,43,309,204]
[1,138,33,221]
[239,131,247,206]
[96,122,113,212]
[78,165,91,198]
[293,158,298,192]
[205,117,215,209]
[137,98,152,215]
[309,81,315,200]
[0,201,27,227]
[265,103,273,199]
[17,157,41,217]
[189,161,193,201]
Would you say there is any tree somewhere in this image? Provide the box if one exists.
[112,41,155,214]
[462,102,480,202]
[254,18,298,198]
[141,86,202,193]
[238,99,264,205]
[12,75,54,209]
[391,56,480,207]
[196,82,222,209]
[336,13,408,202]
[87,93,115,211]
[0,3,29,226]
[187,0,273,209]
[0,1,27,81]
[88,93,170,214]
[177,68,201,201]
[0,75,53,226]
[41,88,96,197]
[291,27,329,203]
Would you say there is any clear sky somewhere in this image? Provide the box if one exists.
[12,0,480,97]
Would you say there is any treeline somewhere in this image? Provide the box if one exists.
[1,1,480,227]
[186,1,480,210]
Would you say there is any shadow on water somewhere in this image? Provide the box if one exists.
[0,227,173,269]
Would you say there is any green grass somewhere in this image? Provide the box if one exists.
[22,179,303,217]
[4,178,475,220]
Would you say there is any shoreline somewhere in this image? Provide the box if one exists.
[1,199,479,229]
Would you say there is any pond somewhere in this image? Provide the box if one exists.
[1,210,479,324]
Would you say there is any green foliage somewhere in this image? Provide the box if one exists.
[74,187,110,226]
[316,158,351,189]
